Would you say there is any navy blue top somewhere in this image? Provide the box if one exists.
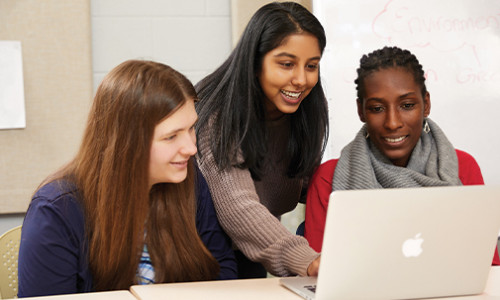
[18,170,237,297]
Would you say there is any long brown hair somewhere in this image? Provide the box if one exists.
[47,60,219,290]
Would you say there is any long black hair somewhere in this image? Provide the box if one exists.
[355,46,427,102]
[195,1,328,179]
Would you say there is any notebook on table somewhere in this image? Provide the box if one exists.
[280,185,500,300]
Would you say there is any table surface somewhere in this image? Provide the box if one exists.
[17,267,500,300]
[131,277,303,300]
[20,290,137,300]
[130,267,500,300]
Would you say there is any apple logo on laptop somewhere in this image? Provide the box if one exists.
[402,233,423,257]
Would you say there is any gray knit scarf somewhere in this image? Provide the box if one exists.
[332,118,462,191]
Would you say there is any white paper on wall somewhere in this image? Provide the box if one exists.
[0,40,26,129]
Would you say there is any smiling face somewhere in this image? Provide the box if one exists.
[148,99,198,187]
[357,67,431,167]
[258,33,321,120]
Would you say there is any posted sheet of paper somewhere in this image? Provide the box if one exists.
[0,41,26,129]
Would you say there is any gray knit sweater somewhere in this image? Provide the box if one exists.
[196,116,319,276]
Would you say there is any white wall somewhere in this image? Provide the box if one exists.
[1,0,233,234]
[91,0,232,92]
[0,214,24,236]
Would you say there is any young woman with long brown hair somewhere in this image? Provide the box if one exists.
[18,60,236,297]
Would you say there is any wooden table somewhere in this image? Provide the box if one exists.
[17,290,136,300]
[131,277,302,300]
[130,267,500,300]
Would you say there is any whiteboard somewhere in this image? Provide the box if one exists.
[314,0,500,185]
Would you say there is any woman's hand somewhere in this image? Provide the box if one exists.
[307,255,321,276]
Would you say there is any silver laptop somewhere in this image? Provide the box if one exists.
[280,185,500,300]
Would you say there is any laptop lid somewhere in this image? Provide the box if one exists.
[313,185,500,300]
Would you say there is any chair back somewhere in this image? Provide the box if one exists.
[296,221,305,236]
[0,226,22,299]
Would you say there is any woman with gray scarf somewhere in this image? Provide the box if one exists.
[304,46,500,264]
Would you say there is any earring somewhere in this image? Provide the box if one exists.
[423,120,430,133]
[365,132,370,139]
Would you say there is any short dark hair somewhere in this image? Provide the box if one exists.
[196,2,328,179]
[355,46,427,101]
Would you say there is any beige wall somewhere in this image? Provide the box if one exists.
[0,0,92,213]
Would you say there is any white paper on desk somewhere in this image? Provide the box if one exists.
[0,40,26,129]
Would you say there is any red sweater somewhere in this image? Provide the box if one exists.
[304,149,500,265]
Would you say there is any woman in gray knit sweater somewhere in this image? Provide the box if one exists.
[195,2,329,278]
